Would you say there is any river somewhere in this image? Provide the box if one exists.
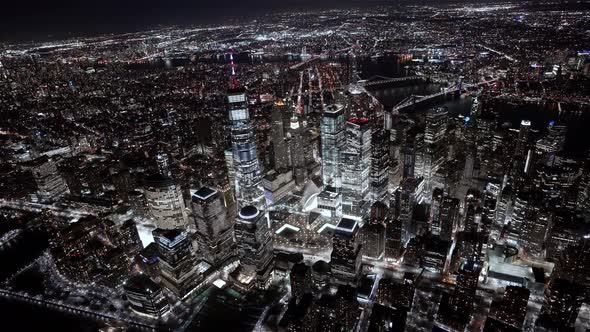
[362,55,590,158]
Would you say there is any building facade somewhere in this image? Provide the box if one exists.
[153,228,197,298]
[228,87,264,209]
[144,174,189,230]
[191,186,235,267]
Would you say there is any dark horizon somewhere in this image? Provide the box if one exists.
[3,0,361,42]
[0,0,540,43]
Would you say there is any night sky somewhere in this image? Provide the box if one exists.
[0,0,340,41]
[0,0,480,42]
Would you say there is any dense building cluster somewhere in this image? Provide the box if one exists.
[0,1,590,331]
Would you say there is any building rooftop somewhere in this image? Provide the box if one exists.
[124,274,161,294]
[153,228,184,242]
[192,186,218,202]
[143,174,175,188]
[239,205,260,220]
[138,242,160,263]
[334,218,359,238]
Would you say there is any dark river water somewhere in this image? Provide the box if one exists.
[362,55,590,158]
[360,56,473,116]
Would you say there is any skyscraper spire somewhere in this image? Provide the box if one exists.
[229,50,239,89]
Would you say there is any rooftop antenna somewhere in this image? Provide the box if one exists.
[229,50,239,89]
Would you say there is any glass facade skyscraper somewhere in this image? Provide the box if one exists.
[228,87,264,209]
[320,104,346,189]
[271,99,290,171]
[153,228,197,299]
[191,186,235,267]
[340,118,371,216]
[234,205,275,288]
[289,114,307,185]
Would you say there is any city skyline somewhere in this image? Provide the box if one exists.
[1,1,590,331]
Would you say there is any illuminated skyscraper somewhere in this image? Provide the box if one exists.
[488,286,529,329]
[27,156,70,203]
[440,196,459,242]
[227,54,264,209]
[262,169,296,205]
[224,149,235,186]
[384,217,403,262]
[430,188,444,236]
[153,228,197,298]
[535,123,567,167]
[289,114,307,185]
[330,218,362,286]
[156,152,171,177]
[424,107,448,145]
[538,278,584,330]
[402,134,417,179]
[508,191,549,257]
[512,119,532,180]
[234,205,275,288]
[396,178,419,243]
[124,274,170,318]
[494,184,512,228]
[370,128,390,200]
[144,174,189,230]
[191,187,235,267]
[359,202,387,260]
[453,260,481,312]
[515,120,532,157]
[437,259,481,330]
[422,107,448,190]
[320,104,346,188]
[271,99,290,171]
[340,118,371,216]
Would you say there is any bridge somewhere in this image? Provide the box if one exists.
[477,44,517,63]
[392,78,498,113]
[358,75,425,87]
[289,47,352,70]
[0,229,22,249]
[290,55,320,70]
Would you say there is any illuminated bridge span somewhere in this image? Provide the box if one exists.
[0,229,22,248]
[358,75,425,87]
[290,55,320,70]
[289,47,351,71]
[392,78,497,113]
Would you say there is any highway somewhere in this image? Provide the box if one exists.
[0,198,98,219]
[0,288,158,331]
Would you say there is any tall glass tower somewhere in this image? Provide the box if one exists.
[234,205,275,289]
[227,53,264,209]
[340,118,371,216]
[271,99,289,171]
[320,104,346,188]
[290,114,307,185]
